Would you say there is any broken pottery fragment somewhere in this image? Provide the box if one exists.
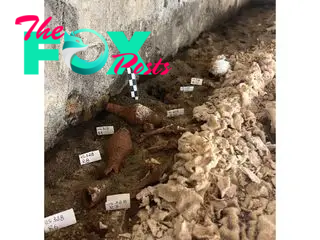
[106,103,162,126]
[104,128,133,176]
[83,180,111,208]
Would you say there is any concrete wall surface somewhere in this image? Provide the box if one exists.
[44,0,260,151]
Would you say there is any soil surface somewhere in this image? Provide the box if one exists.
[45,3,275,240]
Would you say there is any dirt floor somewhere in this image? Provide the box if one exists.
[45,3,275,240]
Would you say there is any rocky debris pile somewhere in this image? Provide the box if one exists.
[130,50,276,240]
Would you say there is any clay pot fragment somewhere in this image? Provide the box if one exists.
[83,180,111,208]
[106,103,162,126]
[136,157,173,191]
[104,128,133,176]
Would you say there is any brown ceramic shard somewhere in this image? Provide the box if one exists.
[104,128,133,176]
[129,157,173,198]
[106,103,162,126]
[82,180,111,208]
[137,158,172,189]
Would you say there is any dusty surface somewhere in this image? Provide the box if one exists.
[45,3,275,240]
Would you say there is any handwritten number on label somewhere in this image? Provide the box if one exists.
[45,219,52,225]
[48,225,59,231]
[53,215,64,222]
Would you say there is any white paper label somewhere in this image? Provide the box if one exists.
[190,77,203,85]
[167,108,185,117]
[44,209,77,233]
[105,193,131,211]
[79,150,102,165]
[180,86,194,92]
[96,126,114,135]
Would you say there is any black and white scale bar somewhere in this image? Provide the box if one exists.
[127,67,138,100]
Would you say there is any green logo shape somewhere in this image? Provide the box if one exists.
[62,29,109,75]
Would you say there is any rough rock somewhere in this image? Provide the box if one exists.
[44,0,254,151]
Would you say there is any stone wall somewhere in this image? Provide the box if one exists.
[44,0,256,151]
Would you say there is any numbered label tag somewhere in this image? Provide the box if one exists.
[44,209,77,233]
[105,193,131,211]
[167,108,185,118]
[79,150,101,165]
[191,77,203,85]
[180,86,194,92]
[96,126,114,136]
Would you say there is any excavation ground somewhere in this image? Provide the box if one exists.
[45,3,275,240]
